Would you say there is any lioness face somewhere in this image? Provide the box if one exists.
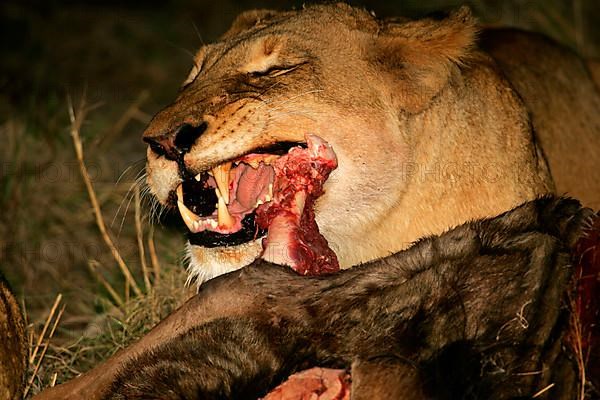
[143,5,487,283]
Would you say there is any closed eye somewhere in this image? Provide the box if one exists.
[249,63,303,78]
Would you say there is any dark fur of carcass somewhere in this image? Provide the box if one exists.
[106,197,597,400]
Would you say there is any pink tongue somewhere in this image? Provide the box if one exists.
[235,165,274,209]
[255,135,339,275]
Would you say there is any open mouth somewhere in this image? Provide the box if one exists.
[175,134,340,274]
[176,142,303,247]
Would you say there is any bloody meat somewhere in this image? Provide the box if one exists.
[256,135,340,275]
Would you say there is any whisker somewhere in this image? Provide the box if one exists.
[113,173,147,238]
[111,169,147,228]
[191,20,205,46]
[115,158,145,186]
[166,40,196,61]
[117,187,138,237]
[111,165,146,228]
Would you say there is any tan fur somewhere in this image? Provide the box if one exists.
[481,30,600,210]
[0,275,27,400]
[142,4,600,282]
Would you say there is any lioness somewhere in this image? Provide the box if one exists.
[141,4,600,284]
[31,4,600,399]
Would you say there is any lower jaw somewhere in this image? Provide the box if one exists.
[185,239,264,285]
[186,213,266,248]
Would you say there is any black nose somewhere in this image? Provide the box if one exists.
[144,122,207,160]
[174,122,207,153]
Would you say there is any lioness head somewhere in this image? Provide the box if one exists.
[143,4,553,284]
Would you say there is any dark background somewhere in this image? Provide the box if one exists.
[0,0,598,394]
[2,0,598,125]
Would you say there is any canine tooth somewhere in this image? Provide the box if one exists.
[176,185,202,232]
[178,201,200,231]
[194,173,202,182]
[264,194,271,202]
[212,162,232,204]
[178,203,201,233]
[215,189,235,228]
[255,199,264,207]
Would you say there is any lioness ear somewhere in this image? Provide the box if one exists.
[222,9,281,39]
[370,6,478,113]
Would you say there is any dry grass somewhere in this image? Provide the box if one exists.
[20,99,193,397]
[25,271,192,396]
[24,294,64,398]
[68,96,142,297]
